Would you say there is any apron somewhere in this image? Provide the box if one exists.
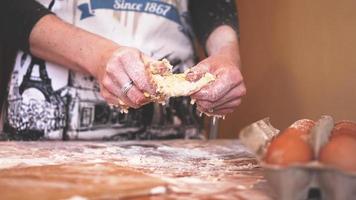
[4,0,203,140]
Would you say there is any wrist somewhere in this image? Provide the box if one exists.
[205,25,241,67]
[206,25,238,56]
[86,41,120,81]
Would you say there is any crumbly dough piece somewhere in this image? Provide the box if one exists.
[149,59,216,98]
[118,59,216,114]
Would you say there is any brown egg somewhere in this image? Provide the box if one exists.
[319,135,356,172]
[264,119,315,166]
[283,119,315,141]
[331,121,356,139]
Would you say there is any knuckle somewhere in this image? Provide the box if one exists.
[230,70,243,84]
[237,99,242,105]
[101,77,112,87]
[239,74,244,82]
[105,62,115,74]
[230,66,241,75]
[119,48,140,63]
[234,99,242,107]
[118,55,130,66]
[100,90,109,99]
[115,51,129,63]
[239,86,247,97]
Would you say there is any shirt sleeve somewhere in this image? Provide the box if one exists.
[1,0,53,52]
[188,0,239,48]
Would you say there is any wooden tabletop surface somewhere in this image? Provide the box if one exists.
[0,140,272,200]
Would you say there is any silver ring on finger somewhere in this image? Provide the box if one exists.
[122,80,134,96]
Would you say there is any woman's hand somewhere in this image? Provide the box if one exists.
[189,52,246,116]
[95,47,156,109]
[189,25,246,116]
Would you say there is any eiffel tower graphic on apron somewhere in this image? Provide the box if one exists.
[19,56,59,103]
[19,0,58,103]
[4,0,66,139]
[9,53,66,139]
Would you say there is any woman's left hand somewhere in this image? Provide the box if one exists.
[188,52,246,116]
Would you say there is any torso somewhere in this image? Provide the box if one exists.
[3,0,203,140]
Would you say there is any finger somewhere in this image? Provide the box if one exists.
[195,83,246,110]
[211,108,235,116]
[197,97,241,114]
[147,57,171,75]
[107,54,150,107]
[126,86,150,106]
[121,52,156,95]
[100,87,131,113]
[213,98,242,111]
[100,86,121,105]
[101,75,138,108]
[190,61,210,73]
[192,68,244,102]
[185,69,205,82]
[186,62,210,81]
[197,98,241,114]
[196,106,234,116]
[191,74,232,102]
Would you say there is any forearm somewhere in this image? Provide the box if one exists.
[190,25,245,115]
[206,25,241,66]
[29,15,119,76]
[189,0,239,51]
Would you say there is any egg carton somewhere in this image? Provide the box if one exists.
[240,116,356,200]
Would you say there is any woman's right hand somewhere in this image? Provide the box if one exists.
[95,46,156,109]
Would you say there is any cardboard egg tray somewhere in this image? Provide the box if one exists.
[239,116,356,200]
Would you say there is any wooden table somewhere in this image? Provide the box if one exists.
[0,140,272,200]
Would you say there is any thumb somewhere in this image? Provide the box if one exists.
[140,54,155,66]
[142,55,173,75]
[185,62,210,82]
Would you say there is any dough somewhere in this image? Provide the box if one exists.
[149,59,215,99]
[119,59,215,113]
